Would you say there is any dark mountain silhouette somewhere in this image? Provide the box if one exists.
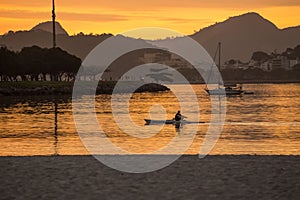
[190,12,300,62]
[155,12,300,63]
[0,29,112,60]
[0,12,299,62]
[31,21,68,35]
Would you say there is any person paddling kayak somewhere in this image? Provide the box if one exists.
[174,110,182,121]
[174,110,182,128]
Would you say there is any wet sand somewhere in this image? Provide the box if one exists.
[0,155,299,200]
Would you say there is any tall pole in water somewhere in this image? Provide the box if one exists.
[218,42,221,86]
[52,0,56,48]
[52,0,58,155]
[218,42,221,71]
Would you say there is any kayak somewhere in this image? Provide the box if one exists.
[144,119,176,125]
[144,119,205,125]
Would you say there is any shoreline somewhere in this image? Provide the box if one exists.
[190,79,300,84]
[2,154,300,157]
[0,80,299,96]
[0,155,299,199]
[0,81,170,96]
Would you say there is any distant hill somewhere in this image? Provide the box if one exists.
[31,21,69,35]
[0,28,112,60]
[190,12,300,62]
[154,12,300,63]
[1,12,300,62]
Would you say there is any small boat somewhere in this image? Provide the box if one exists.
[144,119,205,125]
[205,42,244,96]
[206,84,244,95]
[144,119,175,125]
[244,91,254,95]
[145,119,182,128]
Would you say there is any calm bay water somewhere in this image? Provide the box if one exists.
[0,84,299,156]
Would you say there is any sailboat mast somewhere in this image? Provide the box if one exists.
[52,0,56,48]
[218,42,221,86]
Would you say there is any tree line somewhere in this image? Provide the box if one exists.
[0,46,81,82]
[251,44,300,63]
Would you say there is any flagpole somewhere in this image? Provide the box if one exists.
[52,0,56,48]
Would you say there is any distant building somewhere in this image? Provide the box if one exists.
[223,47,299,72]
[247,53,298,71]
[141,52,171,64]
[222,59,248,70]
[271,54,290,70]
[259,61,272,71]
[289,59,299,69]
[140,52,193,69]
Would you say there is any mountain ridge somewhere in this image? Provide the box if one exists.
[1,12,299,62]
[188,12,300,61]
[30,21,69,35]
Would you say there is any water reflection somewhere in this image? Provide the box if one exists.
[54,101,58,156]
[0,84,299,156]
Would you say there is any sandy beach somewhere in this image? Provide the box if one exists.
[0,155,299,200]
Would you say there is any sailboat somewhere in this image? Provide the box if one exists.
[205,42,244,96]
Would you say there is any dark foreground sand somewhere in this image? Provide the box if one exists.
[0,155,299,200]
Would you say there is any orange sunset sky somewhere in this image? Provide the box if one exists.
[1,0,299,38]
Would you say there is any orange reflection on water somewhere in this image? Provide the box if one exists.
[0,84,299,156]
